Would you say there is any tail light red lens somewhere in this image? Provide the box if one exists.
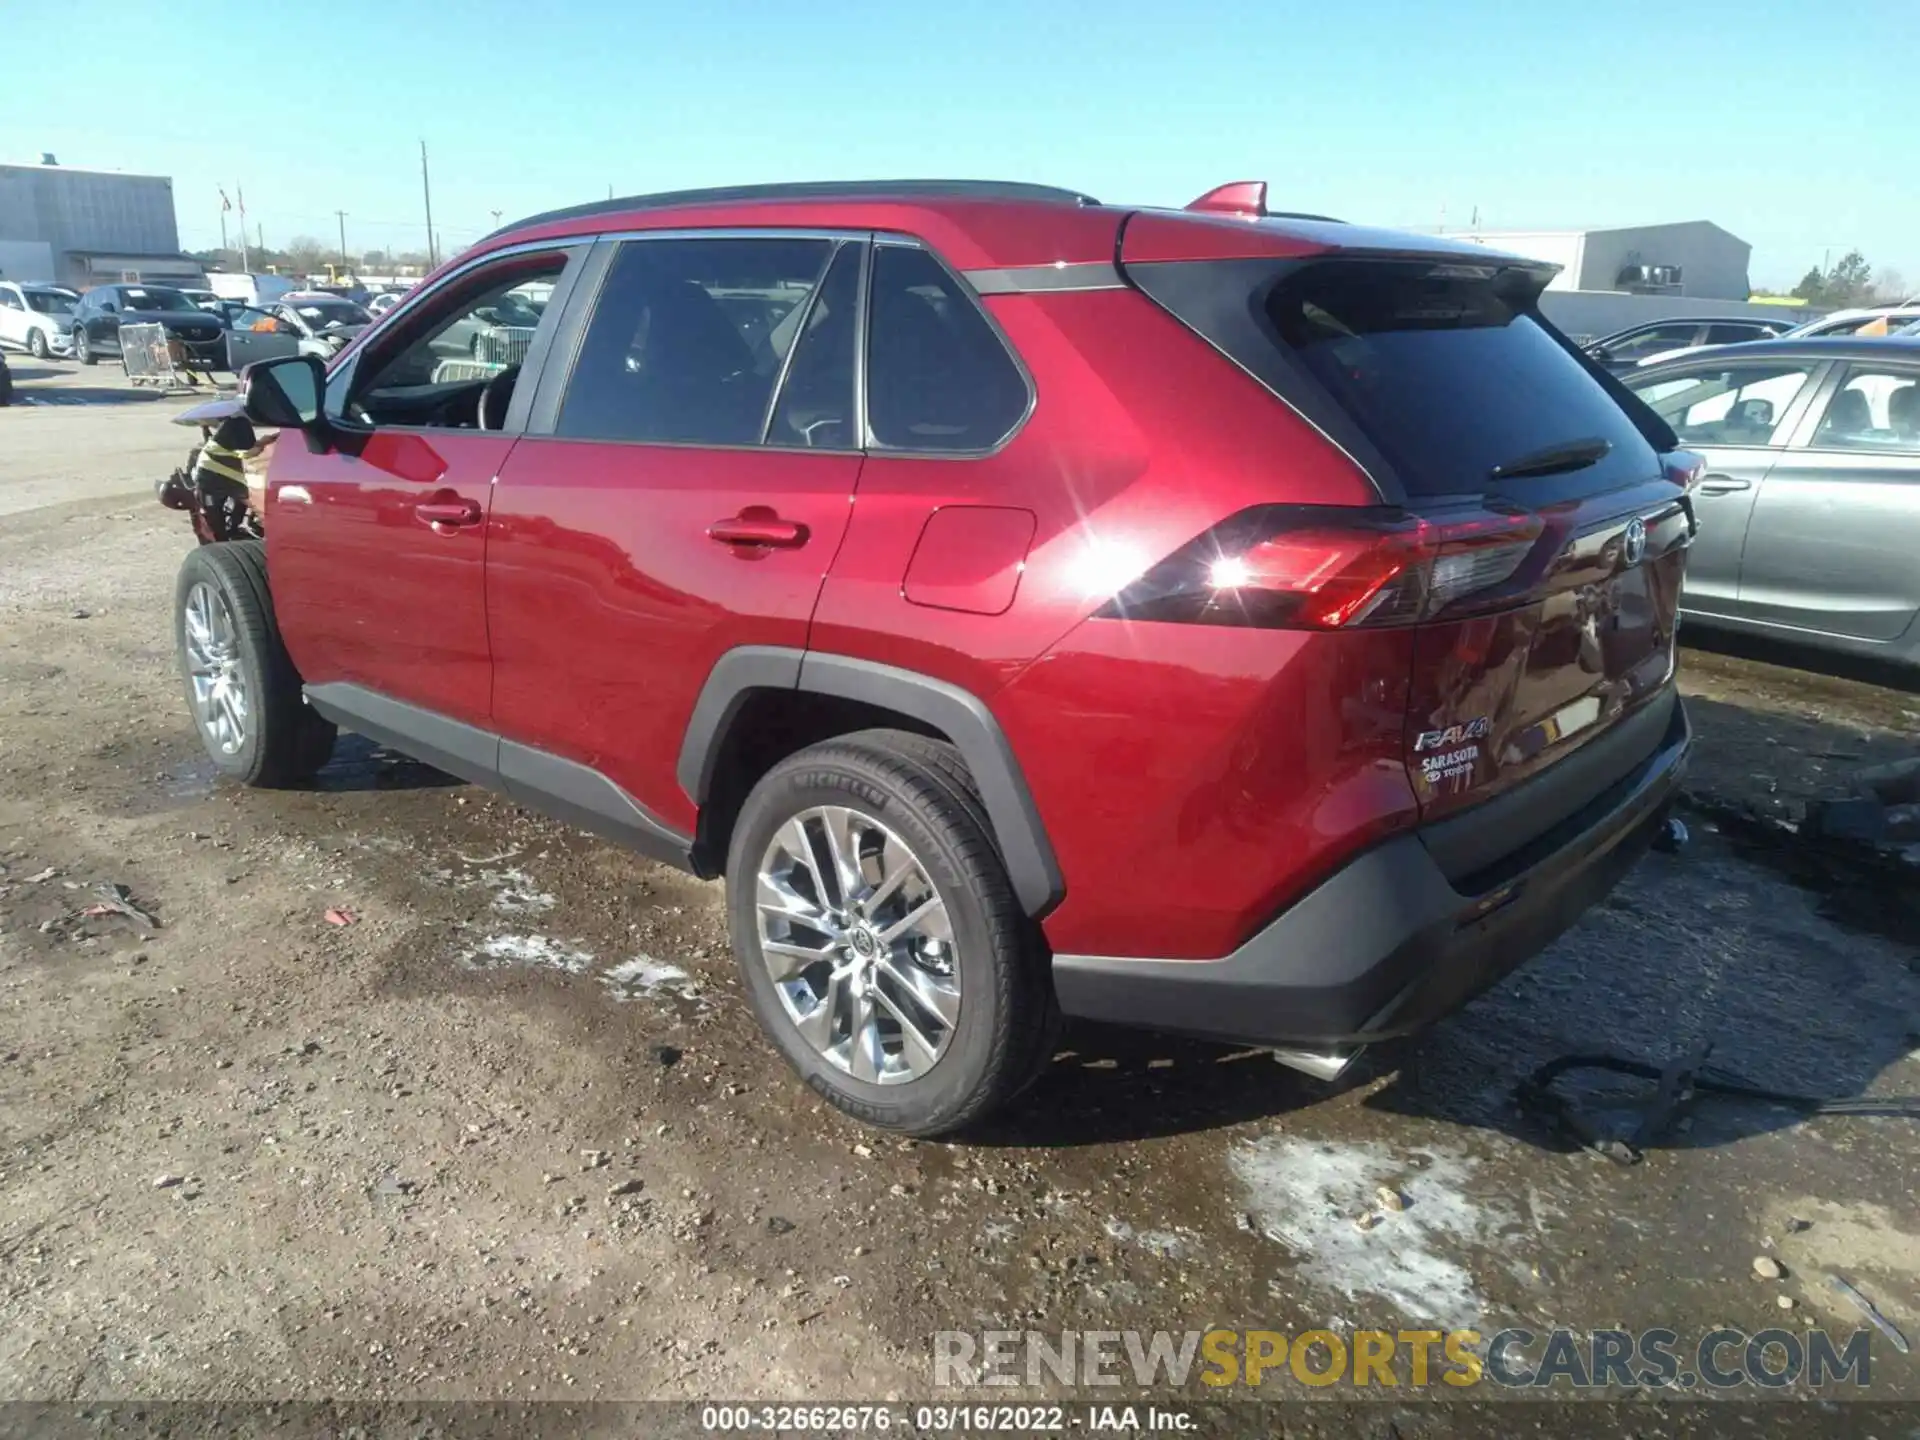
[1097,505,1544,630]
[1663,449,1707,493]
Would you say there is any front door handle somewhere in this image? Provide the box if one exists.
[1696,475,1753,496]
[414,497,483,531]
[708,513,808,549]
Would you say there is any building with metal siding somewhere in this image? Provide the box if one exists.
[1460,221,1753,301]
[0,160,202,289]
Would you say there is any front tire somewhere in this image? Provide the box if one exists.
[74,329,95,365]
[726,730,1057,1136]
[28,329,51,361]
[174,540,335,787]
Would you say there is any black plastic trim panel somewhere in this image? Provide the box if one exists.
[304,682,693,870]
[676,649,1065,919]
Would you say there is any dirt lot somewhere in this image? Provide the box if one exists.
[3,362,1919,1420]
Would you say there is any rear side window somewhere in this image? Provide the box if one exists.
[1264,261,1659,496]
[558,237,833,446]
[866,245,1028,451]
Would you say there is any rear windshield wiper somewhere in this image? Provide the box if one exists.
[1489,436,1612,481]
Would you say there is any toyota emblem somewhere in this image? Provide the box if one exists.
[1622,516,1648,568]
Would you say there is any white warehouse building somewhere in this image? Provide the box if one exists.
[1462,221,1753,301]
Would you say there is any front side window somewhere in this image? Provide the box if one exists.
[1703,322,1768,345]
[1628,363,1813,447]
[557,236,834,446]
[0,291,19,310]
[345,253,570,428]
[1809,368,1920,450]
[865,244,1028,451]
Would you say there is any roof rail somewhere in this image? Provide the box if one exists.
[488,180,1100,242]
[1183,181,1345,224]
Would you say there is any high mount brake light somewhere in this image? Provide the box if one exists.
[1097,506,1544,630]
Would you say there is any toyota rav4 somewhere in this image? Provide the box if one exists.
[170,179,1696,1135]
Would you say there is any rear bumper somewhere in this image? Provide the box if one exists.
[1050,693,1690,1049]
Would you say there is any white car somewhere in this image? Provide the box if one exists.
[1782,304,1920,339]
[0,281,79,359]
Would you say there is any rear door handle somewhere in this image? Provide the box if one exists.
[708,514,808,549]
[1695,476,1752,496]
[414,498,483,530]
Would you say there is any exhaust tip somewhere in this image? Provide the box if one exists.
[1271,1045,1362,1083]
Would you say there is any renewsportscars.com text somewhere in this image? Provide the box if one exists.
[935,1327,1876,1391]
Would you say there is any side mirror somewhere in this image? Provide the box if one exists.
[241,353,326,432]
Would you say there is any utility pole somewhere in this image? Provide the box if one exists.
[238,185,250,271]
[336,210,350,273]
[421,140,437,269]
[490,209,502,229]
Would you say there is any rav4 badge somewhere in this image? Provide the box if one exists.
[1414,716,1491,752]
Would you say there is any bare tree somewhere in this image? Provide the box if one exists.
[1873,267,1911,303]
[284,234,330,276]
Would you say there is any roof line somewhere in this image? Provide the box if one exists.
[485,179,1100,242]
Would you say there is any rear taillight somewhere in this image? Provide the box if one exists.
[1096,505,1544,630]
[1663,450,1707,493]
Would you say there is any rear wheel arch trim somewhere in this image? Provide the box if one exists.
[678,647,1065,918]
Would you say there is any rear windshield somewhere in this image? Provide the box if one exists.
[1264,261,1659,497]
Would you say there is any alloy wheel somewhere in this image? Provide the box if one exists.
[756,806,960,1084]
[182,581,249,755]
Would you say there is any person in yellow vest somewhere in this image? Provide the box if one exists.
[191,413,260,540]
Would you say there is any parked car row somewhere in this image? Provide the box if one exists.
[1621,334,1920,667]
[0,280,80,359]
[1586,304,1920,372]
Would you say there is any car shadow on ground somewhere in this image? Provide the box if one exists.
[11,382,168,406]
[977,701,1920,1156]
[311,734,464,792]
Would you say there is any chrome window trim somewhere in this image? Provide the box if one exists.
[961,262,1124,295]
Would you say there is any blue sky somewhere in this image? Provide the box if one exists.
[8,0,1915,290]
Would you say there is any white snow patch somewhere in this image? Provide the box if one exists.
[477,867,557,915]
[1231,1136,1511,1326]
[460,935,593,974]
[600,954,698,1002]
[1104,1218,1196,1260]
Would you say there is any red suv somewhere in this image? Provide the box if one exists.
[173,179,1695,1135]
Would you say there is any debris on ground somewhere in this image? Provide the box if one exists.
[23,867,57,884]
[1517,1045,1920,1164]
[767,1216,796,1236]
[607,1179,644,1199]
[324,907,357,927]
[80,882,158,933]
[1752,1255,1783,1280]
[1376,1185,1408,1213]
[1828,1274,1911,1355]
[649,1044,682,1068]
[153,1175,183,1189]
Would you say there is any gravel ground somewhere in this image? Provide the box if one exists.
[2,368,1918,1423]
